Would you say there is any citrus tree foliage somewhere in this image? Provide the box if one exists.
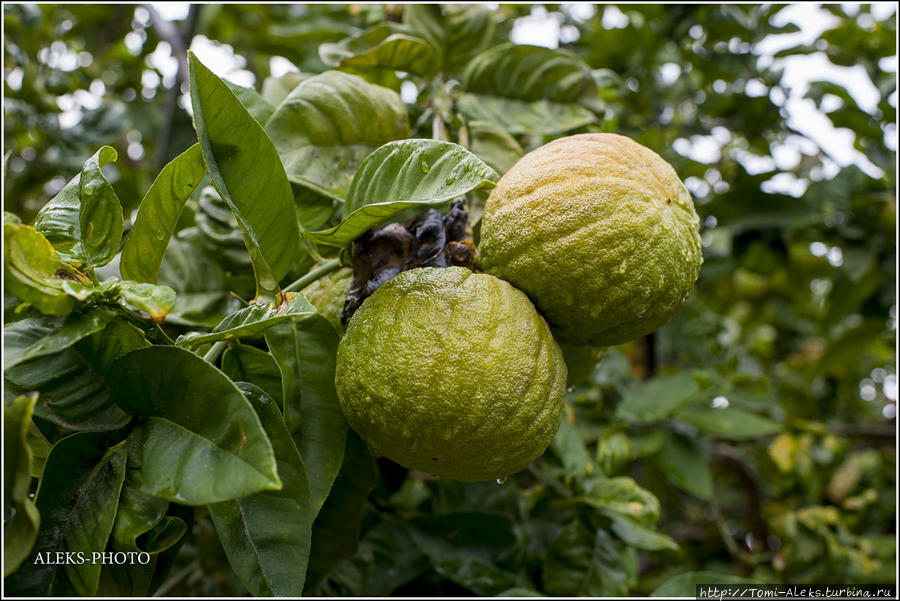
[3,4,896,596]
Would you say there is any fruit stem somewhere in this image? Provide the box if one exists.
[203,341,227,365]
[283,258,341,293]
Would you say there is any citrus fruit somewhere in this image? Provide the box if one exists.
[560,344,603,388]
[479,133,703,347]
[302,267,352,335]
[335,266,566,481]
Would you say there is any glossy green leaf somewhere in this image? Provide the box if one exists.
[221,343,285,407]
[176,292,315,350]
[111,474,184,554]
[543,521,631,597]
[117,281,177,322]
[261,71,311,107]
[604,512,679,552]
[4,218,86,316]
[615,373,701,424]
[457,43,599,134]
[457,93,596,135]
[575,476,662,523]
[26,420,50,479]
[265,314,347,513]
[264,70,409,202]
[120,144,205,284]
[107,346,280,504]
[209,382,313,597]
[32,146,123,268]
[5,432,126,596]
[304,433,378,591]
[188,51,301,300]
[3,394,41,577]
[466,120,524,175]
[344,139,498,215]
[310,139,497,247]
[403,4,496,71]
[320,23,439,76]
[224,79,276,125]
[552,419,595,478]
[676,405,781,440]
[652,571,758,596]
[463,43,597,104]
[3,308,112,369]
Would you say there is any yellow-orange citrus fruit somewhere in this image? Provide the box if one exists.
[479,133,702,346]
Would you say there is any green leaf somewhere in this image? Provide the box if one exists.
[224,79,276,125]
[403,5,496,71]
[320,23,440,76]
[3,394,41,577]
[466,120,524,175]
[176,292,315,350]
[457,43,599,134]
[4,318,146,432]
[651,571,758,597]
[188,51,302,300]
[676,405,781,440]
[120,144,205,284]
[615,373,701,424]
[325,521,429,596]
[3,308,112,369]
[4,217,87,316]
[264,70,410,202]
[551,419,595,478]
[209,382,313,597]
[604,511,679,552]
[265,314,347,514]
[107,346,281,504]
[304,432,378,591]
[463,43,597,104]
[5,432,126,596]
[261,72,311,107]
[310,139,497,247]
[221,343,285,408]
[117,281,176,322]
[457,93,597,135]
[543,521,631,597]
[111,475,184,554]
[653,430,713,500]
[408,512,524,596]
[32,145,123,268]
[577,476,661,523]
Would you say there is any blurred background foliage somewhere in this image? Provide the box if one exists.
[3,3,896,596]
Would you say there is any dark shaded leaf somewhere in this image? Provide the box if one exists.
[5,432,126,596]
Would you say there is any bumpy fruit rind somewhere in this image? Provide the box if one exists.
[335,266,566,481]
[479,133,702,346]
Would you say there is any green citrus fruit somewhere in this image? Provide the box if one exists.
[302,267,352,335]
[560,344,603,388]
[479,133,703,347]
[335,266,566,481]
